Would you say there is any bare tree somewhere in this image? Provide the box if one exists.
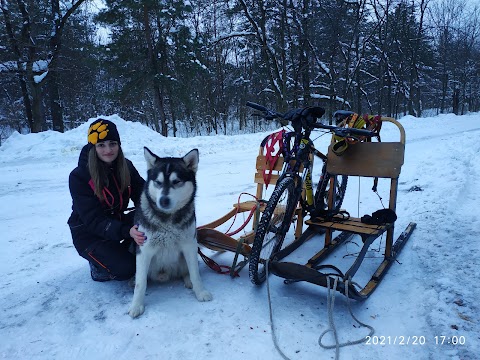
[428,0,468,113]
[1,0,88,133]
[407,0,430,117]
[238,0,288,110]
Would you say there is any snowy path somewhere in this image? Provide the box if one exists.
[400,125,480,360]
[1,114,479,360]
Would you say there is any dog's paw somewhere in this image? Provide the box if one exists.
[128,304,145,318]
[195,290,213,302]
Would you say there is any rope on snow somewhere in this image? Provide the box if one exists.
[265,259,375,360]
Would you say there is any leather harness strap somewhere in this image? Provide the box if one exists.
[263,130,285,187]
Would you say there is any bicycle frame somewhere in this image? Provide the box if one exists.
[277,128,324,213]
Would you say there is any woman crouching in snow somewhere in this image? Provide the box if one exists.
[68,119,146,281]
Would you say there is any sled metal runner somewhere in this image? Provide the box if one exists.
[269,222,416,300]
[269,117,417,300]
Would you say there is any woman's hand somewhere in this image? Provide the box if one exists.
[130,225,147,246]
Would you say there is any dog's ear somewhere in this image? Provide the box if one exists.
[144,147,158,170]
[183,149,199,173]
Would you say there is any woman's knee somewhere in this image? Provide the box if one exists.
[111,259,135,280]
[83,241,135,281]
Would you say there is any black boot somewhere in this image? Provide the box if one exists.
[89,262,112,282]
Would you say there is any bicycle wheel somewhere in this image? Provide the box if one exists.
[249,177,298,285]
[314,163,348,212]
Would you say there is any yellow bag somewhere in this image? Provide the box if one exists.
[332,113,381,156]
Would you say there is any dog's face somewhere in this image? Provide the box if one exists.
[144,147,199,213]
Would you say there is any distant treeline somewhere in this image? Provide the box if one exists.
[1,0,479,140]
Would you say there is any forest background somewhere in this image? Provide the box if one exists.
[1,0,479,142]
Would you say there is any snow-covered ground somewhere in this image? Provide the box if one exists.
[1,112,479,360]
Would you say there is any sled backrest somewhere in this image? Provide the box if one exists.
[326,117,405,179]
[254,147,310,200]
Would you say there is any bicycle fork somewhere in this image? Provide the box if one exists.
[300,138,315,211]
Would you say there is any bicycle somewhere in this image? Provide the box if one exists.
[246,102,377,285]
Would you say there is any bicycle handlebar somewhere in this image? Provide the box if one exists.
[313,123,376,138]
[246,101,283,120]
[245,101,268,112]
[246,102,376,138]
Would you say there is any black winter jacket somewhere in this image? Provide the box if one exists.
[68,144,145,253]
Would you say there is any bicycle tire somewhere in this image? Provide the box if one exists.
[249,177,298,285]
[314,163,348,212]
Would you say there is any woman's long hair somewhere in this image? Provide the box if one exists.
[88,145,131,201]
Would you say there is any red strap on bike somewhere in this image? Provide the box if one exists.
[263,130,285,188]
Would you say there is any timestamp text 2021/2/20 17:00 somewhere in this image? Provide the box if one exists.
[365,335,466,346]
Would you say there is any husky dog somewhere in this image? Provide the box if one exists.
[129,147,212,318]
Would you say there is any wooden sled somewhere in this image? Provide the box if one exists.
[197,134,306,277]
[269,117,417,300]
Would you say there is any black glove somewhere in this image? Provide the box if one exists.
[361,209,397,225]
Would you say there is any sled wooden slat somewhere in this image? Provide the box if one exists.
[256,155,284,171]
[254,173,281,185]
[233,200,263,213]
[306,216,392,236]
[256,155,306,173]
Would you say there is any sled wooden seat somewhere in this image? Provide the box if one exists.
[309,215,393,236]
[269,117,416,300]
[197,135,307,277]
